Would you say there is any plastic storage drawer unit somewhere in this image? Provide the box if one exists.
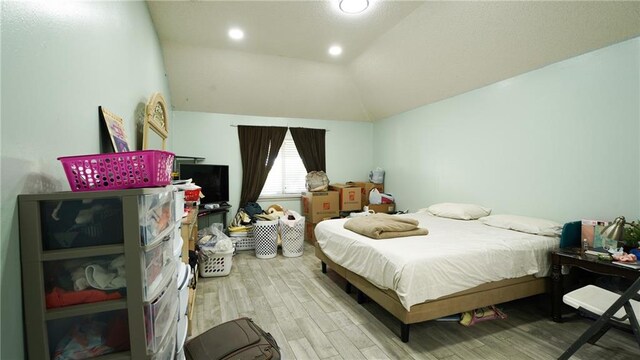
[141,228,177,301]
[139,192,175,245]
[144,277,178,354]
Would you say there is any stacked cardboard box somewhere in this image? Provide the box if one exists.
[329,183,362,212]
[301,191,339,244]
[346,181,395,213]
[368,203,396,214]
[346,181,384,209]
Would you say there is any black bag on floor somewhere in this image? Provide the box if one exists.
[184,317,280,360]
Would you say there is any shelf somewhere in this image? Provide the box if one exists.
[45,298,127,320]
[174,155,205,162]
[42,244,125,261]
[19,189,180,360]
[94,351,131,360]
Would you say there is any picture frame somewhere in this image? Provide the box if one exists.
[100,106,131,152]
[142,92,169,150]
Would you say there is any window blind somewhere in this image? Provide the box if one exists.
[261,131,307,196]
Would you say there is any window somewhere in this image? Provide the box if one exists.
[260,131,307,197]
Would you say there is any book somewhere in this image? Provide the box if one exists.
[612,261,640,269]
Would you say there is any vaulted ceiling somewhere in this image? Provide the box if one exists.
[147,1,640,122]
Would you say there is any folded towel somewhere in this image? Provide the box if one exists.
[344,214,428,239]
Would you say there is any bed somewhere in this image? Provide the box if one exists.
[314,212,560,342]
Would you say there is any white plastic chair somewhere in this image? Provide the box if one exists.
[559,277,640,359]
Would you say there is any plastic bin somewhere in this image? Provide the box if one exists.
[199,248,233,277]
[232,234,255,250]
[144,277,178,354]
[253,220,279,259]
[58,150,174,192]
[279,217,305,257]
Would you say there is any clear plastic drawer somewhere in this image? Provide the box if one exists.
[144,276,178,354]
[139,191,174,245]
[141,230,177,301]
[46,309,130,359]
[151,320,177,360]
[39,197,123,250]
[43,254,126,309]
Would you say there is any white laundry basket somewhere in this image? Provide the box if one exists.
[253,220,279,259]
[198,247,233,277]
[279,216,305,257]
[231,230,255,251]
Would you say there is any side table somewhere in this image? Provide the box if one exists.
[551,249,640,322]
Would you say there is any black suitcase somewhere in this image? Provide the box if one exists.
[184,317,280,360]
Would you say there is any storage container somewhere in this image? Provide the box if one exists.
[58,150,174,192]
[279,216,305,257]
[232,234,255,250]
[46,309,130,359]
[173,226,183,259]
[176,306,188,354]
[199,248,234,277]
[141,230,177,301]
[184,187,201,202]
[39,197,124,250]
[176,262,191,321]
[43,254,127,309]
[139,191,175,245]
[254,220,279,259]
[150,321,177,360]
[173,190,185,221]
[176,348,186,360]
[144,277,178,354]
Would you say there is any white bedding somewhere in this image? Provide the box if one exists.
[315,212,560,310]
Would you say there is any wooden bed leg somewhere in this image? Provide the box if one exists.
[401,323,410,343]
[321,261,327,274]
[357,289,366,304]
[345,282,352,294]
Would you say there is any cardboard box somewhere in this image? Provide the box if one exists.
[305,222,317,245]
[329,183,362,211]
[368,203,395,214]
[301,191,339,223]
[346,181,384,208]
[581,219,614,249]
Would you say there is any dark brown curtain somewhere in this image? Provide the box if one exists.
[289,127,326,172]
[238,125,288,207]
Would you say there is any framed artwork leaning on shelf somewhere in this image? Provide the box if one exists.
[99,106,131,153]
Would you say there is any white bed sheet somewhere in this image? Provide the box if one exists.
[315,212,560,310]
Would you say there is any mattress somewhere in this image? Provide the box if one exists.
[315,212,560,310]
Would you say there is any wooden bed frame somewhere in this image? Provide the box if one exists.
[315,243,549,342]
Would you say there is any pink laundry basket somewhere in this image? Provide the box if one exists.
[58,150,174,192]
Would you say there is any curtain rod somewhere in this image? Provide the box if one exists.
[229,124,329,131]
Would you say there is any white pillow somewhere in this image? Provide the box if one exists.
[426,203,492,220]
[478,214,562,237]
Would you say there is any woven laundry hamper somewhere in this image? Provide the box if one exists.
[253,220,279,259]
[279,217,305,257]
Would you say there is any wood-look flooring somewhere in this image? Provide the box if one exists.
[190,243,639,359]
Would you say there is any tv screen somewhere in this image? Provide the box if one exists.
[179,164,229,205]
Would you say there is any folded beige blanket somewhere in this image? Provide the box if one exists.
[344,214,429,239]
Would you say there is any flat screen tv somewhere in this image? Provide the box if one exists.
[179,164,229,205]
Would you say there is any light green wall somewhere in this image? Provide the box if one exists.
[171,111,374,213]
[2,2,638,357]
[0,2,171,358]
[374,37,640,223]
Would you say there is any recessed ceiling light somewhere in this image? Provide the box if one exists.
[228,28,244,40]
[328,45,343,56]
[339,0,369,14]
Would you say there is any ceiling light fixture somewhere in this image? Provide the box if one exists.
[228,28,244,40]
[339,0,369,14]
[329,45,343,56]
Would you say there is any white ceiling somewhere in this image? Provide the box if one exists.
[148,1,640,122]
